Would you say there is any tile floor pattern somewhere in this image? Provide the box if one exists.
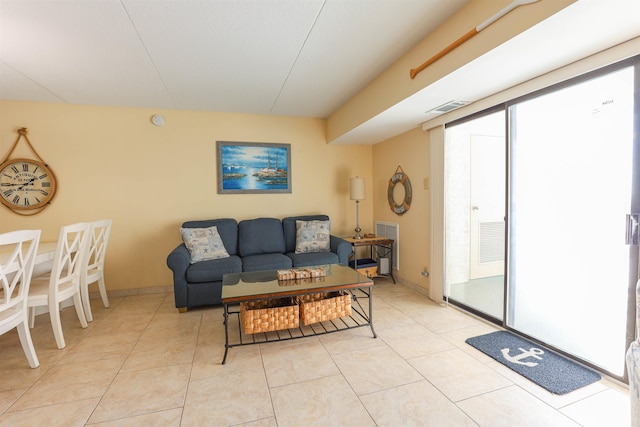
[0,278,631,426]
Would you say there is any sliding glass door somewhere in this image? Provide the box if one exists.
[445,110,505,320]
[444,58,638,379]
[507,66,636,377]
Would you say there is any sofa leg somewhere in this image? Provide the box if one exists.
[178,307,188,313]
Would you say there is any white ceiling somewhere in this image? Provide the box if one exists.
[1,1,639,145]
[0,0,468,117]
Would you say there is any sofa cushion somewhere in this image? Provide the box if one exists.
[238,218,286,257]
[186,255,242,283]
[286,251,339,268]
[181,226,230,263]
[242,253,292,272]
[182,218,238,255]
[282,215,330,253]
[294,220,331,253]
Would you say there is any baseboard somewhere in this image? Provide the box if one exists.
[33,285,173,317]
[88,284,172,299]
[393,273,430,299]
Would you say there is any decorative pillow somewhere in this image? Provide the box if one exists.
[181,226,230,264]
[295,220,331,254]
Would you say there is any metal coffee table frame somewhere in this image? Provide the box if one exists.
[221,264,376,364]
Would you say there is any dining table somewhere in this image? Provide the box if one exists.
[1,240,60,317]
[32,241,57,276]
[0,240,57,277]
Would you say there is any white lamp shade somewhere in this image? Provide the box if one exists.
[349,177,365,200]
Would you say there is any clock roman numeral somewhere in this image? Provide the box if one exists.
[0,160,55,209]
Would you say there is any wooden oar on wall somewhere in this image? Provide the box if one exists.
[410,0,540,79]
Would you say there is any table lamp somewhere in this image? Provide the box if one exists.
[349,177,365,239]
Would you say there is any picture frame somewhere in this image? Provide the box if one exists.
[216,141,292,194]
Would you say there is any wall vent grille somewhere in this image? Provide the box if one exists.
[426,100,470,115]
[479,221,505,264]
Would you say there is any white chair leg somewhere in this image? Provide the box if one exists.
[81,281,93,323]
[29,307,36,328]
[16,317,40,368]
[49,300,66,349]
[98,275,109,308]
[73,292,88,328]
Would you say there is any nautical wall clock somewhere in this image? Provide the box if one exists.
[388,165,412,216]
[0,128,57,215]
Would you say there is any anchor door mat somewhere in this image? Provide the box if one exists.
[465,331,601,395]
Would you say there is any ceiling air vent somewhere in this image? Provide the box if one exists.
[425,100,470,115]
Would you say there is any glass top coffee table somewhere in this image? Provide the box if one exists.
[221,264,376,364]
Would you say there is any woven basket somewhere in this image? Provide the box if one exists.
[240,298,299,334]
[297,292,351,325]
[358,266,378,278]
[277,267,327,281]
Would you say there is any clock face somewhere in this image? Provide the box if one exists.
[0,158,57,210]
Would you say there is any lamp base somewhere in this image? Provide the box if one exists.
[354,226,362,240]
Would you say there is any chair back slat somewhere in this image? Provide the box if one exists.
[0,230,41,314]
[86,219,112,273]
[80,219,112,322]
[50,223,90,292]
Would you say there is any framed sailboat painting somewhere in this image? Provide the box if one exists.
[216,141,292,194]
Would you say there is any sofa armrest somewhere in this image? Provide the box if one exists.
[166,243,191,308]
[330,235,351,266]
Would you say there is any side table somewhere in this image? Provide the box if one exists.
[343,237,396,283]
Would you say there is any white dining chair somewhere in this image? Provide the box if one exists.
[0,229,41,368]
[28,222,90,349]
[80,219,112,322]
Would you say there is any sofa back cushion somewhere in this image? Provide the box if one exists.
[181,218,238,255]
[238,218,286,257]
[282,215,330,253]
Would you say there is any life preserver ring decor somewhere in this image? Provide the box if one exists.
[388,166,412,215]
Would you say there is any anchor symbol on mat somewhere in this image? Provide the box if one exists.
[501,347,544,367]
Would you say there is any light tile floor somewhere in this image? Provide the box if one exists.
[0,278,631,426]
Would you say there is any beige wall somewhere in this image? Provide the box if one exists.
[0,100,372,292]
[372,127,430,292]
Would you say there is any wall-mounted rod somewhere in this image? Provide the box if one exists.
[410,0,540,79]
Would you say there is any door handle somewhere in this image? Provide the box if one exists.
[626,214,639,245]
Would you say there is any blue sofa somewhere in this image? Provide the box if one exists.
[166,215,351,311]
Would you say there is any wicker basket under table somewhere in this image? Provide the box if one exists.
[240,298,299,334]
[297,292,352,326]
